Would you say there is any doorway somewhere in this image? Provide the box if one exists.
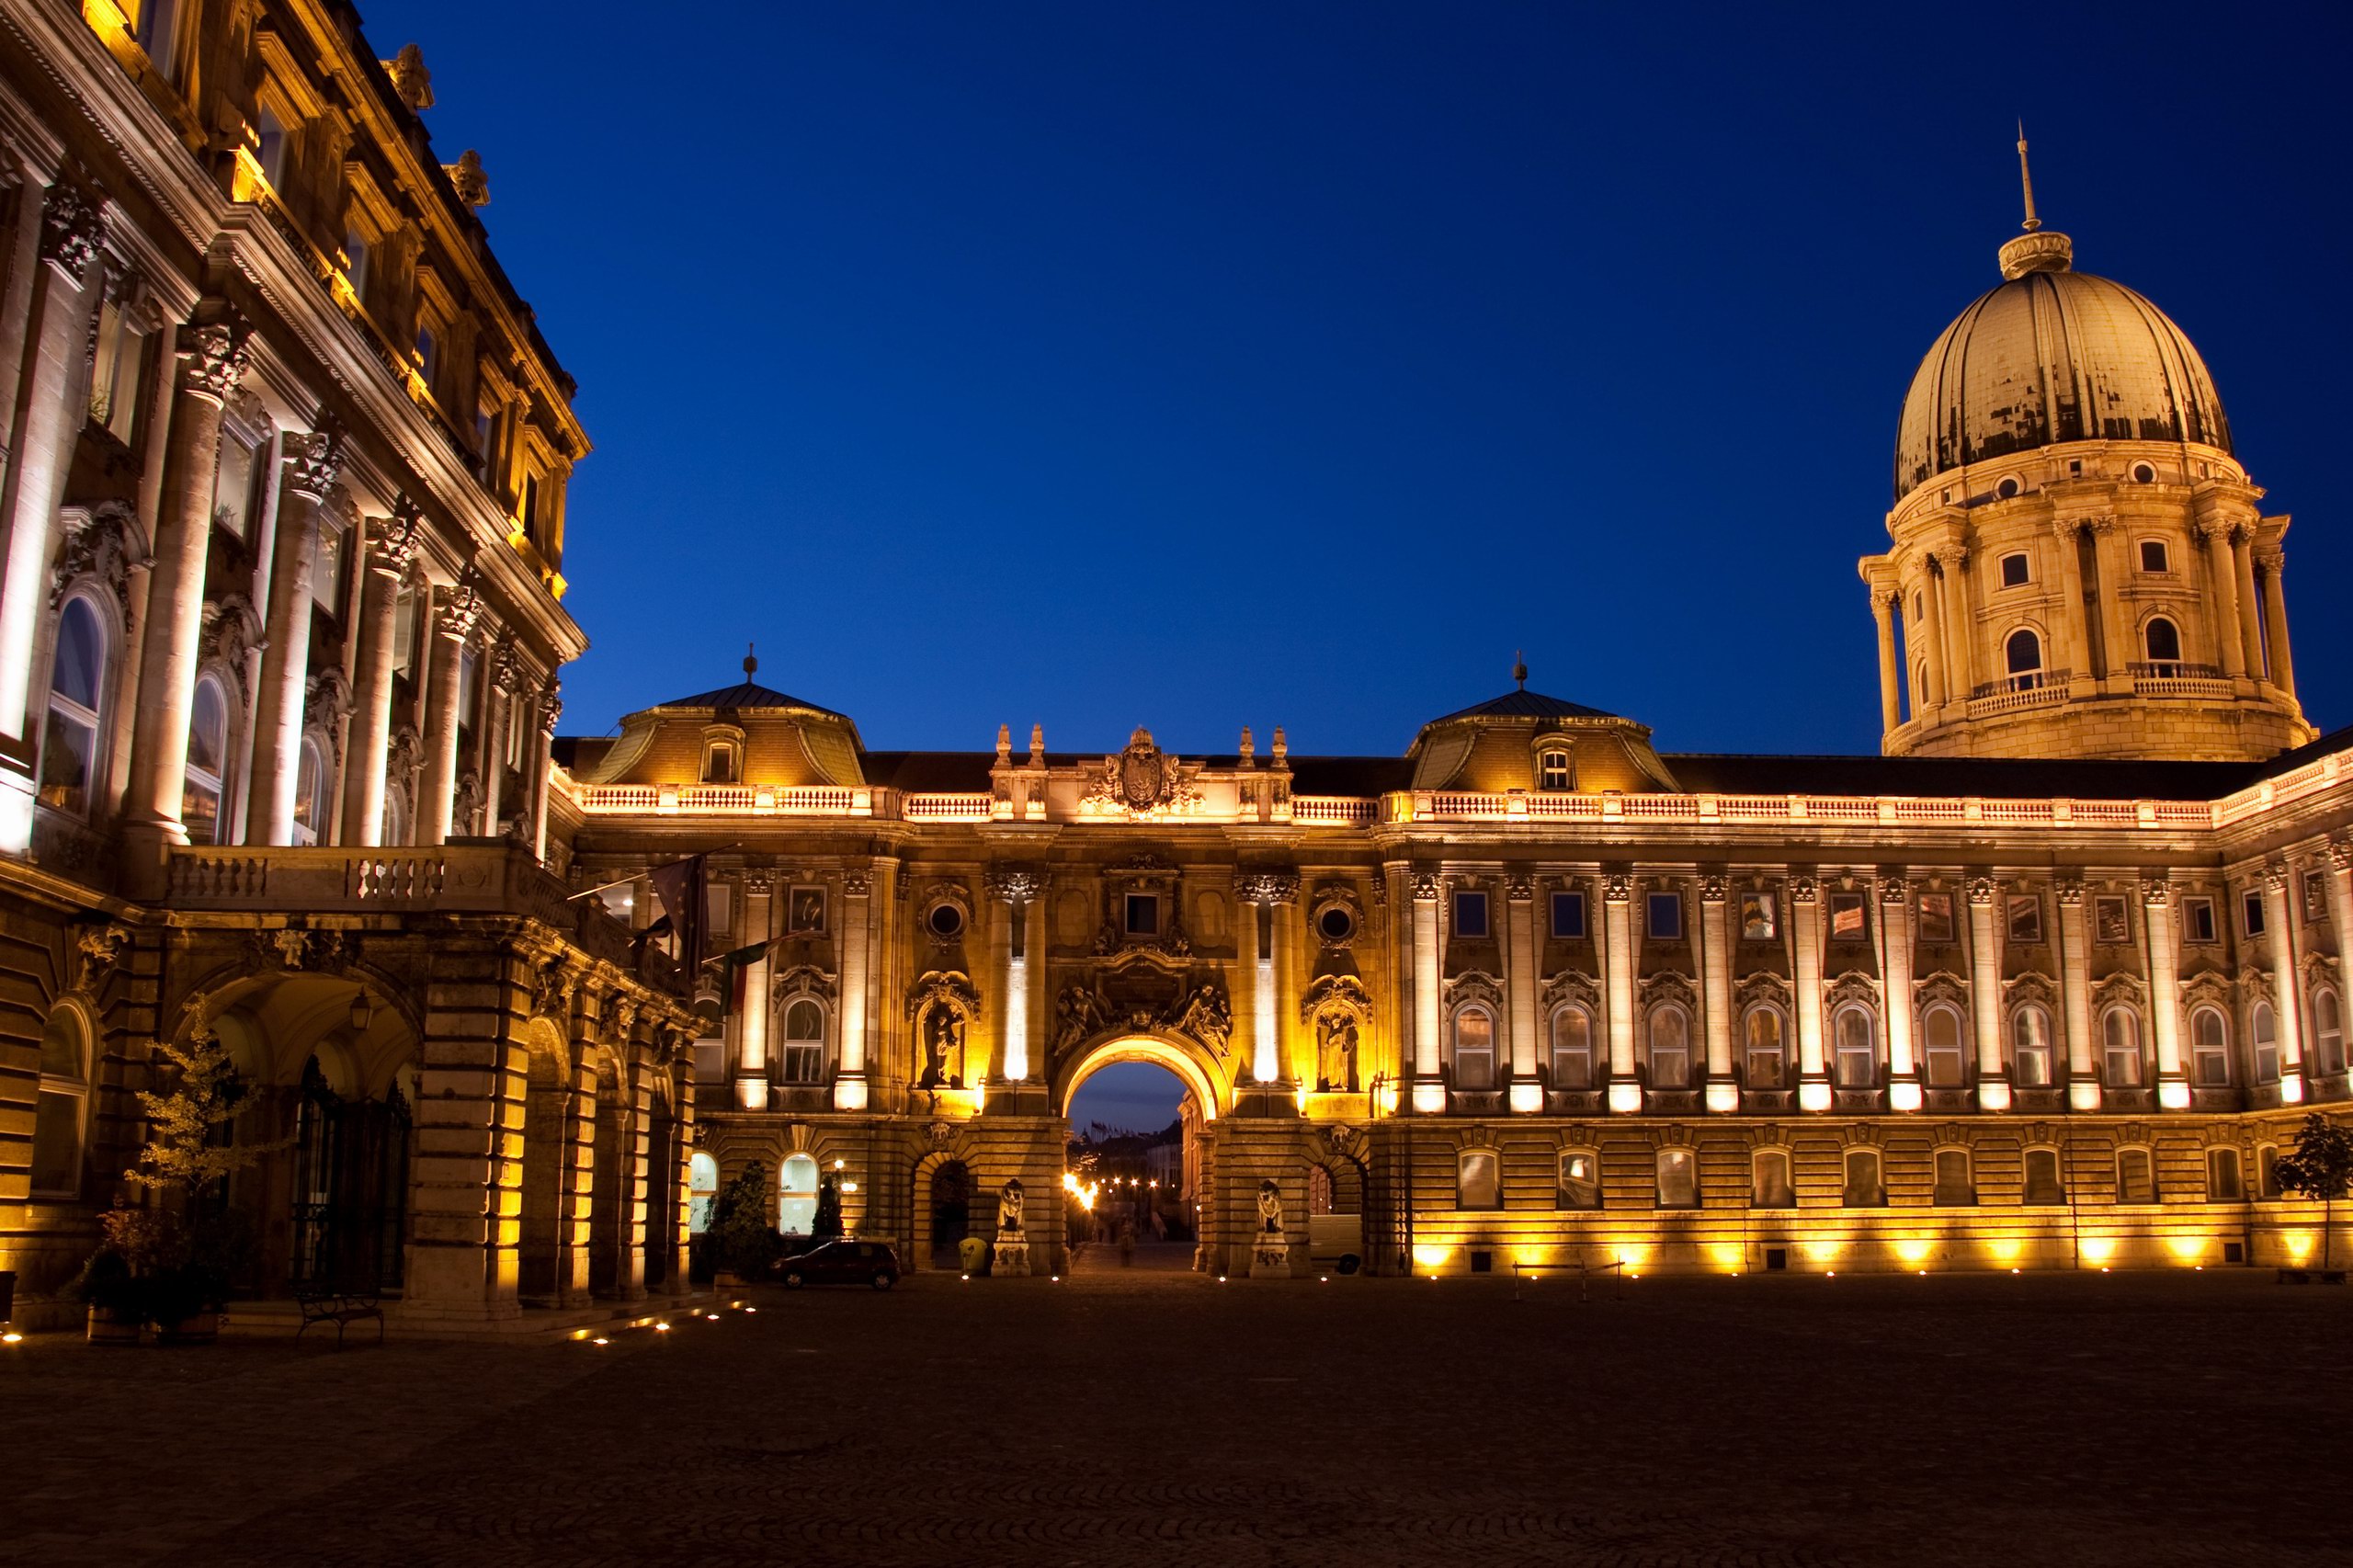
[1066,1059,1199,1272]
[927,1159,971,1269]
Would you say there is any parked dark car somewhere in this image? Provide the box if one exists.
[778,1240,901,1290]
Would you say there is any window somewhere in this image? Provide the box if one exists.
[2242,891,2265,938]
[1548,1006,1593,1090]
[1645,1006,1689,1089]
[1923,1006,1965,1087]
[415,324,439,386]
[2004,628,2043,687]
[779,998,825,1083]
[1841,1149,1884,1207]
[1123,892,1159,936]
[705,881,734,946]
[292,735,325,846]
[1999,551,2029,587]
[1557,1150,1600,1210]
[1537,749,1572,791]
[1646,892,1681,941]
[702,738,740,785]
[1827,892,1866,942]
[1452,891,1489,939]
[2139,539,2169,573]
[521,472,542,541]
[212,432,257,540]
[2011,1006,2053,1088]
[380,784,408,846]
[2143,617,2182,664]
[1916,892,1956,945]
[2102,1009,2143,1086]
[2206,1148,2245,1202]
[457,646,481,735]
[1833,1007,1876,1088]
[2313,991,2344,1076]
[312,516,346,611]
[2115,1148,2156,1204]
[2006,894,2042,944]
[1933,1149,1975,1207]
[31,1007,89,1195]
[2181,897,2218,945]
[1742,1007,1785,1088]
[2257,1145,2281,1199]
[391,585,417,676]
[1995,475,2021,500]
[779,1153,820,1235]
[1655,1148,1698,1210]
[2306,870,2330,923]
[1738,891,1776,940]
[1315,904,1355,944]
[1450,1007,1495,1091]
[1751,1150,1794,1208]
[1457,1150,1500,1210]
[2130,461,2157,484]
[788,886,826,935]
[131,0,179,73]
[1550,890,1586,940]
[2249,1003,2278,1084]
[2094,896,2131,945]
[926,901,966,940]
[88,300,146,442]
[2023,1148,2065,1205]
[688,1152,720,1234]
[182,675,228,845]
[39,597,107,815]
[2189,1007,2230,1086]
[256,106,288,187]
[342,226,370,302]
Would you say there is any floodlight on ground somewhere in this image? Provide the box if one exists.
[592,1336,610,1346]
[654,1322,671,1332]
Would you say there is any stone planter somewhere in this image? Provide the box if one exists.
[85,1305,142,1346]
[153,1311,222,1346]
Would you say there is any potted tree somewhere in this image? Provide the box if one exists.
[70,1205,165,1345]
[2273,1113,2353,1282]
[708,1158,779,1286]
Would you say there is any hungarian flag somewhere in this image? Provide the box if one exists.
[647,854,708,978]
[716,938,774,1015]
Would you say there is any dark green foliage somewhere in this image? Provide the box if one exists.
[709,1157,781,1277]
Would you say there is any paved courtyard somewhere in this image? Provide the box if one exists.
[3,1268,2347,1566]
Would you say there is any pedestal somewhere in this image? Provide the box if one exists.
[1249,1228,1290,1279]
[992,1232,1031,1277]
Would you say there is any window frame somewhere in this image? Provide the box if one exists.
[2137,538,2170,574]
[1549,889,1586,940]
[1452,889,1490,940]
[182,671,231,846]
[1556,1148,1601,1210]
[1931,1146,1976,1207]
[2008,1003,2054,1089]
[1643,1002,1691,1089]
[2312,988,2345,1076]
[1547,1003,1594,1090]
[1832,1004,1878,1088]
[1740,1004,1787,1089]
[778,994,829,1085]
[1654,1146,1699,1210]
[1449,1003,1497,1091]
[1536,748,1573,791]
[1840,1147,1885,1208]
[1750,1148,1794,1209]
[1645,892,1682,941]
[1997,551,2030,588]
[1921,1003,1967,1087]
[2022,1146,2066,1206]
[1456,1148,1502,1211]
[30,1005,94,1198]
[2205,1146,2245,1203]
[2188,1006,2231,1087]
[2180,896,2219,945]
[2100,1006,2144,1087]
[38,592,111,820]
[2115,1146,2157,1205]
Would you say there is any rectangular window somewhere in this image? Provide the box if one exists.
[391,586,416,676]
[212,434,257,540]
[691,1040,724,1085]
[2006,894,2042,944]
[597,883,635,924]
[521,472,541,540]
[2023,1148,2065,1205]
[1124,892,1159,937]
[1646,892,1681,941]
[1999,551,2029,587]
[2094,896,2130,945]
[1452,890,1488,940]
[2242,892,2266,937]
[1738,891,1776,940]
[457,646,481,732]
[256,106,288,187]
[2306,870,2330,923]
[415,324,439,387]
[1550,890,1585,940]
[1457,1151,1501,1211]
[705,881,734,945]
[30,1088,84,1193]
[2182,897,2218,944]
[88,301,145,442]
[1537,750,1572,790]
[2258,1145,2281,1199]
[1751,1150,1793,1208]
[1916,892,1956,945]
[2206,1148,2244,1202]
[2139,540,2169,573]
[1655,1148,1698,1210]
[1828,893,1866,942]
[2116,1149,2156,1205]
[342,226,370,303]
[131,0,179,73]
[1835,1008,1877,1087]
[311,517,346,611]
[1841,1150,1884,1207]
[1558,1152,1600,1210]
[1933,1149,1975,1206]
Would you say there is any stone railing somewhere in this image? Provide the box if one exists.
[573,783,872,816]
[901,793,994,822]
[1290,795,1377,825]
[164,842,684,994]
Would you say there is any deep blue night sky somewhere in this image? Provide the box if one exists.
[367,0,2349,775]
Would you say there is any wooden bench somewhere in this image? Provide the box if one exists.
[294,1287,384,1347]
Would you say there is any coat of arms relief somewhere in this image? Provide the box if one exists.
[1078,727,1205,819]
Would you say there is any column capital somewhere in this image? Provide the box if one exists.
[371,498,427,574]
[1876,871,1910,903]
[2053,873,2085,906]
[1235,869,1300,905]
[490,639,528,695]
[433,579,484,642]
[2140,876,2173,907]
[982,866,1042,902]
[1410,871,1442,903]
[2263,859,2292,894]
[38,180,104,281]
[1787,874,1819,904]
[1698,874,1727,904]
[537,681,563,735]
[842,870,872,897]
[282,426,346,500]
[175,314,252,403]
[2329,836,2353,873]
[1966,876,1999,907]
[1601,871,1632,903]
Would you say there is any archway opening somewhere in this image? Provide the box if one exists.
[1066,1057,1200,1273]
[926,1159,972,1269]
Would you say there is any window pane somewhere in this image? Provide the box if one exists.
[1559,1153,1599,1210]
[52,599,104,709]
[38,710,96,813]
[1457,1151,1499,1210]
[31,1089,83,1191]
[1753,1151,1793,1207]
[2117,1150,2154,1203]
[1656,1149,1696,1209]
[1454,892,1488,939]
[188,678,226,774]
[2024,1149,2063,1204]
[1842,1151,1882,1206]
[1647,893,1680,940]
[1551,891,1585,939]
[784,1000,823,1042]
[39,1011,82,1076]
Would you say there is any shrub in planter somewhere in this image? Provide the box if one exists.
[709,1158,782,1280]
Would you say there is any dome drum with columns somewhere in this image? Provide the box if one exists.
[1860,135,2310,764]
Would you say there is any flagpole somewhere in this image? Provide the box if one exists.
[564,843,745,901]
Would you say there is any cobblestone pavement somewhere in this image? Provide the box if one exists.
[3,1270,2347,1567]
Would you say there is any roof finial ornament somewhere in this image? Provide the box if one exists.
[1995,126,2073,282]
[1513,651,1528,691]
[2016,120,2040,233]
[744,642,757,677]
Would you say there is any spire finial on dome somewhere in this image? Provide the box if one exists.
[1995,126,2073,281]
[2016,120,2040,233]
[1513,651,1528,690]
[744,642,756,678]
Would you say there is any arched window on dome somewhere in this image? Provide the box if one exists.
[2004,629,2045,692]
[2143,616,2183,674]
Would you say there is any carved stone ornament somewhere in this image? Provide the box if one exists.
[1788,875,1819,904]
[907,971,979,1089]
[1079,727,1204,818]
[491,640,526,696]
[385,722,424,782]
[2140,877,2173,907]
[306,666,352,751]
[772,964,837,1008]
[538,683,563,736]
[201,595,267,699]
[1235,869,1300,905]
[531,955,580,1019]
[2090,971,2147,1013]
[249,924,347,973]
[2263,860,2291,894]
[1824,970,1881,1013]
[51,502,149,622]
[373,499,428,574]
[1447,970,1505,1014]
[1506,875,1535,903]
[2329,835,2353,874]
[1301,974,1371,1092]
[2054,875,2086,907]
[1967,877,1999,907]
[983,867,1042,902]
[38,181,103,281]
[72,923,131,994]
[926,1119,954,1147]
[435,580,485,642]
[176,316,251,403]
[1542,970,1601,1014]
[1053,983,1111,1051]
[1640,970,1699,1014]
[1698,875,1727,904]
[1324,1123,1361,1155]
[282,427,346,500]
[1876,872,1909,903]
[446,149,490,208]
[1733,969,1791,1014]
[2005,971,2059,1012]
[843,871,872,898]
[1161,982,1233,1059]
[1410,872,1441,903]
[1601,872,1632,904]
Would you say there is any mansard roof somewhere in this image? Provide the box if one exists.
[654,680,847,717]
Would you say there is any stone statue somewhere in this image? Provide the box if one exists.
[1171,984,1232,1058]
[992,1176,1030,1276]
[919,1006,965,1088]
[997,1178,1025,1234]
[1317,1014,1359,1093]
[1055,985,1108,1051]
[1256,1178,1283,1235]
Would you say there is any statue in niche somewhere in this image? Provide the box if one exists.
[996,1178,1025,1234]
[1256,1179,1284,1235]
[1316,1014,1359,1093]
[917,1006,966,1089]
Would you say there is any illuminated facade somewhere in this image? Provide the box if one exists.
[0,2,697,1329]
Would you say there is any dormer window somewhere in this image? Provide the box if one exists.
[1537,748,1572,791]
[700,726,745,785]
[1995,475,2021,500]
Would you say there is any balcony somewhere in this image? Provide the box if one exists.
[2128,662,2233,699]
[1968,669,2072,717]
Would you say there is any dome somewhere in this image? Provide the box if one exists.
[1892,236,2232,503]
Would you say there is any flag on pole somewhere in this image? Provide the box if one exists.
[647,853,709,980]
[716,938,773,1016]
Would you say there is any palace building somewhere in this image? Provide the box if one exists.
[0,0,2343,1333]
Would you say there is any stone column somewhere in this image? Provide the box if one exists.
[245,430,339,845]
[620,1036,652,1301]
[2144,878,2188,1110]
[1506,876,1539,1112]
[1410,872,1444,1113]
[560,1050,597,1304]
[2052,522,2095,690]
[836,869,874,1106]
[2090,523,2133,685]
[1916,565,1948,710]
[2055,877,2099,1111]
[2260,862,2307,1105]
[1270,885,1301,1090]
[0,183,103,851]
[340,505,423,847]
[2231,529,2267,684]
[120,314,249,893]
[1881,873,1919,1111]
[1699,877,1735,1112]
[417,580,482,845]
[403,947,529,1324]
[1790,876,1829,1111]
[736,873,772,1108]
[2256,552,2296,699]
[2199,524,2246,678]
[1967,878,2008,1111]
[1939,553,1976,698]
[480,642,517,835]
[529,680,560,863]
[1236,877,1265,1081]
[1602,873,1640,1113]
[1870,591,1900,732]
[1238,870,1300,1088]
[2329,841,2353,1012]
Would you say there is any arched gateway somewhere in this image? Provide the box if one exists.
[1054,1030,1228,1123]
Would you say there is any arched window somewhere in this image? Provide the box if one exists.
[2257,1144,2282,1199]
[290,1054,341,1283]
[183,674,228,844]
[1308,1165,1336,1214]
[2004,628,2044,690]
[688,1151,720,1234]
[1536,749,1573,791]
[30,1006,91,1195]
[779,997,826,1084]
[1557,1150,1601,1210]
[2143,617,2182,666]
[2248,1002,2278,1084]
[381,783,409,847]
[1841,1148,1884,1207]
[1654,1148,1698,1210]
[2313,990,2344,1076]
[1751,1149,1794,1208]
[2102,1008,2143,1086]
[2189,1006,2230,1087]
[2115,1146,2156,1204]
[39,596,108,816]
[1548,1005,1593,1090]
[779,1153,820,1235]
[1450,1006,1495,1091]
[1922,1006,1966,1087]
[2023,1147,2065,1205]
[1456,1149,1500,1210]
[1833,1006,1876,1088]
[1645,1005,1689,1089]
[2206,1147,2245,1202]
[702,737,741,785]
[292,734,326,846]
[2009,1006,2053,1088]
[1933,1148,1975,1206]
[1742,1007,1785,1088]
